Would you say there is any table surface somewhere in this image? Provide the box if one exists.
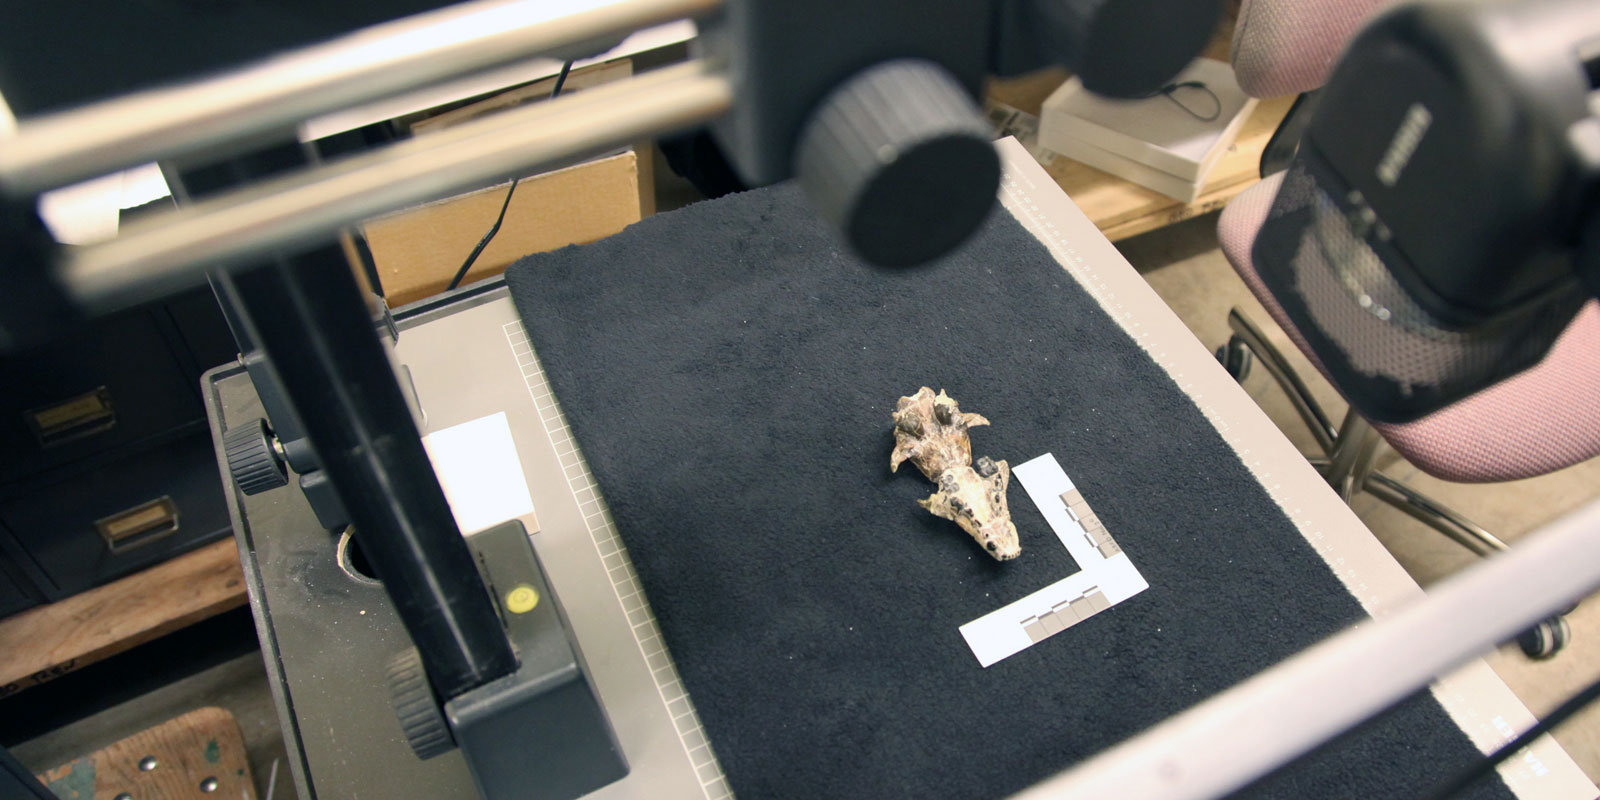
[213,138,1595,799]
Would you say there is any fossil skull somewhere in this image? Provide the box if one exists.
[890,387,1019,561]
[890,387,991,481]
[918,456,1020,560]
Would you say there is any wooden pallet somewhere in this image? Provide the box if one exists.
[35,706,256,800]
[0,539,247,697]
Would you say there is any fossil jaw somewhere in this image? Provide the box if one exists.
[890,387,1019,561]
[918,456,1020,560]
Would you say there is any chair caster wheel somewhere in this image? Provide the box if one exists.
[1517,616,1571,659]
[1215,336,1253,382]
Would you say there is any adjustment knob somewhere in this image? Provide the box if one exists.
[223,417,288,495]
[387,648,456,760]
[795,59,1000,268]
[1517,615,1571,660]
[1033,0,1221,98]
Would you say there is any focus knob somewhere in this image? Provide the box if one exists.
[223,417,288,495]
[795,59,1000,268]
[388,648,456,760]
[1033,0,1222,98]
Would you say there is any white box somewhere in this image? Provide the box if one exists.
[1039,58,1257,199]
[1044,134,1208,202]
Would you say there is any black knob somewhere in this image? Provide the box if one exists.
[795,59,1000,268]
[387,648,457,760]
[1033,0,1222,98]
[223,418,288,495]
[1517,616,1571,659]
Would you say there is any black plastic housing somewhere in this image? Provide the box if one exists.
[1253,0,1600,422]
[1304,0,1599,325]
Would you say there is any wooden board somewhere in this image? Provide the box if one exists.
[0,539,246,697]
[984,2,1290,242]
[36,706,256,800]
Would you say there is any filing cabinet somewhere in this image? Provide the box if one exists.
[0,310,203,485]
[0,286,236,617]
[1,430,229,597]
[0,555,40,620]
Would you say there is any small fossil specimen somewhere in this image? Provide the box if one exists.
[919,456,1020,560]
[890,387,1020,561]
[891,387,991,481]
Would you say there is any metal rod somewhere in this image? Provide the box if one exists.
[0,0,720,195]
[1364,472,1510,556]
[1226,308,1338,454]
[1012,497,1600,800]
[59,62,733,314]
[1322,411,1380,502]
[1347,424,1382,493]
[224,245,518,699]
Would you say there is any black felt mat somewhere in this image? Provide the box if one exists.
[504,185,1511,800]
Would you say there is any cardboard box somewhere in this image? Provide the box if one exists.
[363,58,649,306]
[363,149,642,307]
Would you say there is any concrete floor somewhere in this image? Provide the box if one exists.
[1116,212,1600,784]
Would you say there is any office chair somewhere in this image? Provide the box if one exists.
[1213,0,1600,657]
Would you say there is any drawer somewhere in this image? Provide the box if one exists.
[1,432,230,598]
[0,556,40,619]
[0,308,203,484]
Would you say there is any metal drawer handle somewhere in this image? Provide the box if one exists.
[95,496,180,554]
[25,386,116,448]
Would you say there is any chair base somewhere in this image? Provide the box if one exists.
[1221,308,1572,659]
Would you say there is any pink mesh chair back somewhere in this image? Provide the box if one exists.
[1220,176,1600,483]
[1219,1,1600,483]
[1231,0,1394,98]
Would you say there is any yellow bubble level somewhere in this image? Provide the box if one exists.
[505,584,540,614]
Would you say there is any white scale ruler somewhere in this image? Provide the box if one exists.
[960,454,1150,667]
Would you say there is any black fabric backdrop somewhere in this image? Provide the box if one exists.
[504,184,1510,800]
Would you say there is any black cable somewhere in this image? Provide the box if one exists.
[1145,80,1222,122]
[445,59,574,291]
[1427,667,1600,800]
[445,177,518,291]
[547,58,574,101]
